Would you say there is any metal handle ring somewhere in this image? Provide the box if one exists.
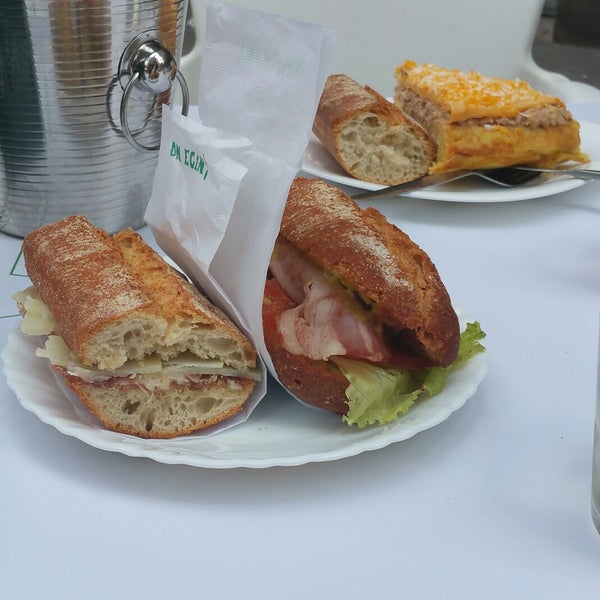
[120,69,189,153]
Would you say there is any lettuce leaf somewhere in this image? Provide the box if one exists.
[332,321,486,428]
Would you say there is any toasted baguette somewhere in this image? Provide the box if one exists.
[313,74,436,185]
[21,215,255,371]
[394,60,588,173]
[17,215,258,438]
[279,178,459,367]
[57,367,256,438]
[263,178,460,415]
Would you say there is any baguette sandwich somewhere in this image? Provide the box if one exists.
[262,178,485,427]
[14,215,260,439]
[313,73,436,185]
[394,60,588,173]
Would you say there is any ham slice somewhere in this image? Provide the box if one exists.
[269,240,388,363]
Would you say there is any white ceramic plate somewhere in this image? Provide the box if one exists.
[302,121,600,202]
[2,319,487,469]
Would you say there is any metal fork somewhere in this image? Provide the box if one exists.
[350,165,595,201]
[510,165,600,180]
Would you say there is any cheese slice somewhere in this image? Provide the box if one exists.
[36,334,261,383]
[15,287,261,384]
[13,288,57,335]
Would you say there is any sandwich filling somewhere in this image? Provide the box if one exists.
[269,238,433,371]
[265,240,486,427]
[395,60,568,122]
[15,287,261,393]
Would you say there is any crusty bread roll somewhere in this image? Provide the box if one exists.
[313,73,436,185]
[16,215,259,438]
[57,365,256,439]
[394,60,588,173]
[263,177,460,416]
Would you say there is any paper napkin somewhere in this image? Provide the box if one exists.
[144,0,336,434]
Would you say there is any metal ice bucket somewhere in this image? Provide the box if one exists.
[0,0,190,237]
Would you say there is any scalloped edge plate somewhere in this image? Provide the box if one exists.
[2,311,487,469]
[302,121,600,202]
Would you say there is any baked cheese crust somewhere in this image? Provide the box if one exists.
[396,60,565,121]
[394,60,588,172]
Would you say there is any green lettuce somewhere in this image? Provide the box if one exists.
[332,321,486,428]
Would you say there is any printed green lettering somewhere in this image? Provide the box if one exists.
[169,142,181,161]
[173,144,209,179]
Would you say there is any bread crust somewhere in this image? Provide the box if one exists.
[20,215,259,438]
[58,367,255,439]
[266,344,350,415]
[22,216,256,371]
[279,178,459,367]
[22,215,155,368]
[313,74,435,185]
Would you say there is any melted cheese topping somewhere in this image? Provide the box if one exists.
[395,60,565,121]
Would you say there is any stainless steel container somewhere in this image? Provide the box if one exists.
[0,0,190,237]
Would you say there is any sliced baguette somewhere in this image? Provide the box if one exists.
[263,178,460,415]
[21,216,255,372]
[57,367,256,438]
[278,177,459,368]
[17,215,259,438]
[313,73,436,185]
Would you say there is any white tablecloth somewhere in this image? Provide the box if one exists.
[1,104,599,600]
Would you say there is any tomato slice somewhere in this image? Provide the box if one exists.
[262,278,295,342]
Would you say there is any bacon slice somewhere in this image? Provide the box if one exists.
[269,239,388,363]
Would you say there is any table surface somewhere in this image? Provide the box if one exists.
[1,104,599,600]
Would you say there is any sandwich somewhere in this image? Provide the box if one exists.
[393,60,588,173]
[14,215,261,439]
[312,73,436,185]
[262,177,485,427]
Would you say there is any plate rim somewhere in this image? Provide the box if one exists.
[2,318,488,469]
[301,120,599,203]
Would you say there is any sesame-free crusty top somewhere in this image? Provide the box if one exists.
[312,73,435,185]
[21,215,256,372]
[279,178,460,367]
